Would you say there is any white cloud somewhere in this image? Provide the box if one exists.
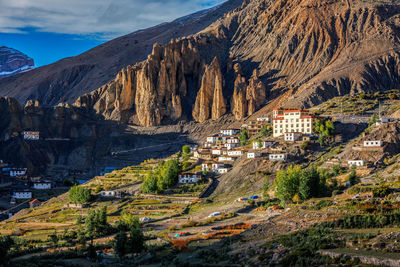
[0,0,226,39]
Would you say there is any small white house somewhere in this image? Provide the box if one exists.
[247,152,262,159]
[252,141,275,150]
[212,149,223,155]
[178,173,201,184]
[13,191,32,199]
[363,141,382,147]
[269,154,287,161]
[348,160,364,167]
[33,181,52,190]
[220,129,240,136]
[22,131,40,140]
[227,150,243,157]
[212,163,224,170]
[227,137,240,144]
[215,167,229,174]
[10,168,27,177]
[224,143,239,150]
[218,156,233,162]
[257,117,269,122]
[100,191,122,198]
[207,135,218,144]
[284,132,303,142]
[202,163,212,171]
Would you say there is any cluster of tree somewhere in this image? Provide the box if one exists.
[68,185,91,204]
[0,235,14,265]
[367,114,379,127]
[314,119,335,147]
[321,211,400,229]
[83,206,111,239]
[275,165,330,202]
[141,156,182,194]
[261,125,272,137]
[113,213,145,259]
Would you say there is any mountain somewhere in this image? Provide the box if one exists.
[0,46,34,77]
[0,0,243,106]
[74,0,400,126]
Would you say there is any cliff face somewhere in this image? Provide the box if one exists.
[193,57,226,122]
[0,0,243,105]
[0,46,34,77]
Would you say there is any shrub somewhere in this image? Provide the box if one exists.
[372,185,392,198]
[182,145,191,155]
[68,185,91,204]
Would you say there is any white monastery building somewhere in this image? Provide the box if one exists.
[272,109,319,137]
[363,141,382,147]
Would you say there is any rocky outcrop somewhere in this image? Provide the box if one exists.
[193,57,226,123]
[0,0,243,105]
[0,46,34,77]
[232,65,266,120]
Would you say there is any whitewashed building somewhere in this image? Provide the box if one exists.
[363,141,382,147]
[215,167,229,174]
[348,160,364,167]
[22,131,40,140]
[247,152,262,159]
[33,181,52,190]
[13,191,32,199]
[202,162,212,171]
[272,109,318,137]
[10,168,27,177]
[269,154,287,161]
[218,156,233,162]
[178,173,201,184]
[257,117,269,122]
[284,132,303,142]
[224,143,239,150]
[220,129,240,136]
[100,191,122,198]
[207,135,219,144]
[212,163,224,170]
[212,148,225,155]
[252,141,275,150]
[227,137,240,144]
[227,150,243,157]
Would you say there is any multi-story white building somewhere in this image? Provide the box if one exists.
[272,109,318,137]
[202,162,212,171]
[363,141,382,147]
[218,156,233,162]
[252,141,275,150]
[207,135,218,144]
[224,143,240,150]
[215,167,229,174]
[257,117,269,122]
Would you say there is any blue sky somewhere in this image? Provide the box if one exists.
[0,0,225,67]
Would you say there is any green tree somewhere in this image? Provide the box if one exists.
[128,227,145,254]
[48,230,59,247]
[142,171,158,193]
[68,185,91,204]
[113,231,128,259]
[275,165,302,202]
[368,114,379,127]
[299,167,320,200]
[261,125,267,137]
[349,166,358,186]
[257,138,262,149]
[0,235,14,265]
[239,128,248,146]
[182,145,191,155]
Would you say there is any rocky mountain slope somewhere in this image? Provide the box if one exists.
[74,0,400,126]
[0,0,243,106]
[0,46,34,77]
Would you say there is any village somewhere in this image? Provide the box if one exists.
[0,107,395,222]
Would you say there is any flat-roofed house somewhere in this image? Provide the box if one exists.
[178,173,201,184]
[269,154,287,161]
[348,160,364,167]
[220,129,240,136]
[33,181,52,190]
[363,141,382,147]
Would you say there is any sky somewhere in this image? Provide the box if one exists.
[0,0,225,67]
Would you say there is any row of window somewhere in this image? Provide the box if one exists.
[274,128,311,134]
